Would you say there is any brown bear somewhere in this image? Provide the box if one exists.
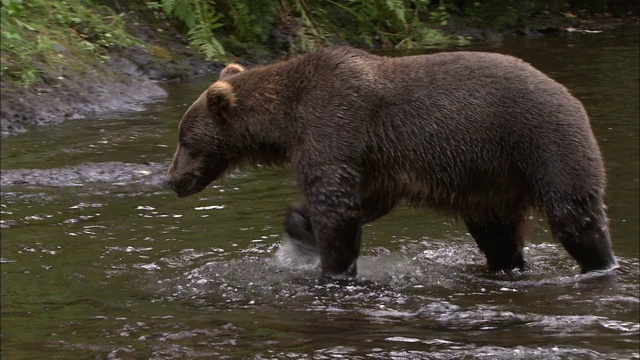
[163,46,618,279]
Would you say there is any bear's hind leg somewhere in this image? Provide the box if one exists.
[465,214,528,272]
[545,195,618,273]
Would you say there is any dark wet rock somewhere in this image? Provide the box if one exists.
[0,162,167,188]
[0,62,168,137]
[106,42,221,82]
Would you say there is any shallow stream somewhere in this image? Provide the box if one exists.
[1,26,638,359]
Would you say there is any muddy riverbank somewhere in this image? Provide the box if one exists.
[0,10,222,137]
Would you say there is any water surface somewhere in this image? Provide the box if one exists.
[1,26,638,359]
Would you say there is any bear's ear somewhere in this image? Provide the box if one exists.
[219,63,245,80]
[206,81,236,115]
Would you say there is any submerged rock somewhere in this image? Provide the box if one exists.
[0,161,167,188]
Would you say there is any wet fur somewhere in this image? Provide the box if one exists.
[165,46,618,278]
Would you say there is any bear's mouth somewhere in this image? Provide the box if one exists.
[171,173,209,198]
[175,180,207,198]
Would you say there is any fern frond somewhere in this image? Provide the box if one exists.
[161,0,177,15]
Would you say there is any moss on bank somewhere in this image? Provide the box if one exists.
[1,0,139,86]
[0,0,220,136]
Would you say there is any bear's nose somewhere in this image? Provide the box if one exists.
[162,177,175,191]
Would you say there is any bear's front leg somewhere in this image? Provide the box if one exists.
[311,207,363,278]
[302,168,363,279]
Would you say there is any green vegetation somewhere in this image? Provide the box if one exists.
[1,0,636,87]
[1,0,138,86]
[146,0,227,59]
[144,0,465,59]
[142,0,637,60]
[1,0,465,86]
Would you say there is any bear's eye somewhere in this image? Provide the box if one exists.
[180,141,200,157]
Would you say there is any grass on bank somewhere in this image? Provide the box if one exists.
[1,0,138,86]
[0,0,463,87]
[146,0,465,58]
[3,0,633,88]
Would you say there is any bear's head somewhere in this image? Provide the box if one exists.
[163,64,245,197]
